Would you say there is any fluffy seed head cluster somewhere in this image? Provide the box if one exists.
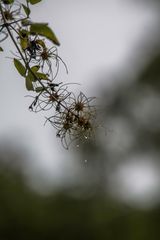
[46,91,96,149]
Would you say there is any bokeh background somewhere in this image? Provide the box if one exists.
[0,0,160,239]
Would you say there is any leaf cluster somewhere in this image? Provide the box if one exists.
[0,0,97,149]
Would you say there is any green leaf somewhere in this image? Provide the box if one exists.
[13,59,26,77]
[30,23,60,46]
[2,0,14,4]
[27,66,40,82]
[35,87,44,92]
[19,30,29,50]
[29,0,42,5]
[0,47,3,52]
[26,66,48,83]
[22,4,31,17]
[19,29,29,39]
[35,72,48,80]
[31,65,40,72]
[21,19,32,26]
[20,38,29,50]
[27,70,36,82]
[25,76,34,91]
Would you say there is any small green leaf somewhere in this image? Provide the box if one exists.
[14,59,26,77]
[35,72,48,80]
[22,4,31,17]
[30,23,60,46]
[27,70,36,82]
[29,0,42,4]
[27,66,40,82]
[0,47,3,52]
[21,19,32,26]
[31,65,40,72]
[26,67,48,83]
[19,30,29,50]
[20,38,29,50]
[19,29,29,39]
[25,76,34,91]
[35,87,44,92]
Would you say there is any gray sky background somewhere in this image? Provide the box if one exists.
[0,0,159,198]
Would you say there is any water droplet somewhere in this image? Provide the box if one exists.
[84,136,88,139]
[84,159,88,163]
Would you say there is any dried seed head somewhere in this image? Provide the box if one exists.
[49,92,59,102]
[4,10,13,20]
[74,102,84,112]
[41,49,49,60]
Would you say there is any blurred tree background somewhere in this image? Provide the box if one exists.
[1,0,160,239]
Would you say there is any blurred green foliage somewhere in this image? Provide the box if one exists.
[0,140,160,240]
